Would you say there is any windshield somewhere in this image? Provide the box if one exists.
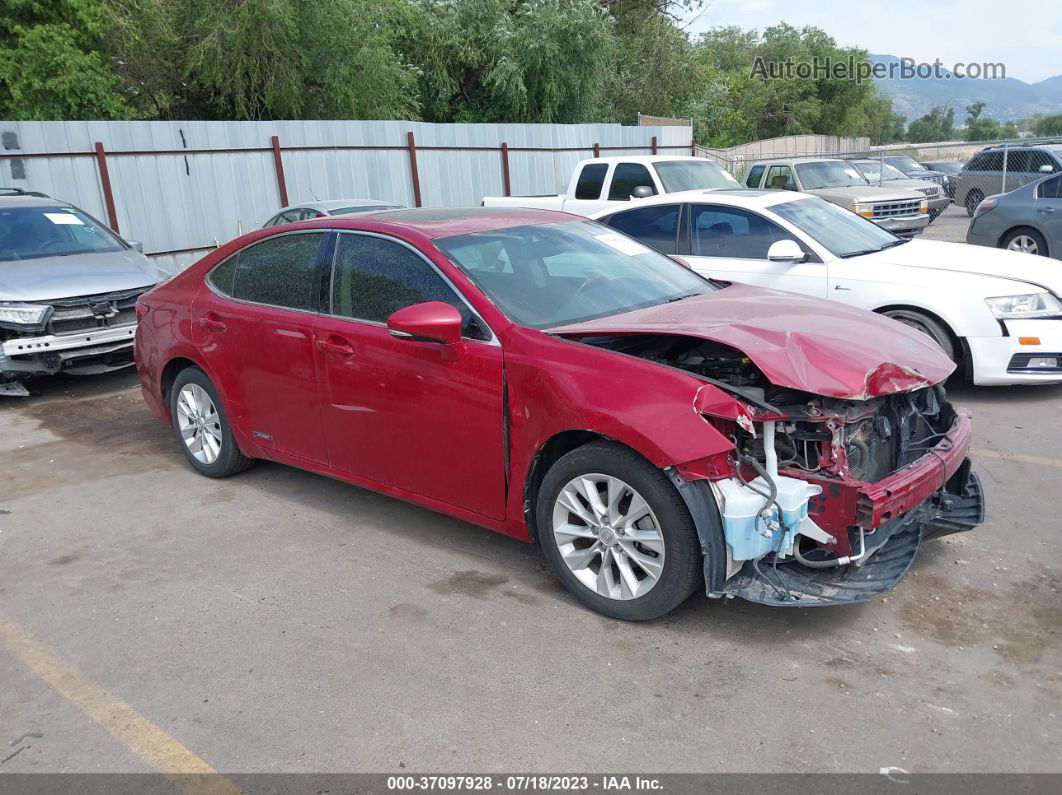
[771,197,903,258]
[436,220,716,329]
[852,161,908,183]
[655,160,741,192]
[0,205,125,262]
[886,156,927,172]
[929,161,963,175]
[794,161,869,189]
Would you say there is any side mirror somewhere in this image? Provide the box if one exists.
[1039,164,1055,174]
[387,301,463,345]
[631,185,655,199]
[126,239,144,253]
[767,239,806,263]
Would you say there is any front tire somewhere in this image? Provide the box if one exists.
[1001,227,1048,257]
[882,309,957,363]
[170,367,254,478]
[536,441,702,621]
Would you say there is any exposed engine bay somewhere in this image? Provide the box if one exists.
[580,334,984,605]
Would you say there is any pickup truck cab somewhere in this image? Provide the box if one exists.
[481,155,742,216]
[744,157,930,237]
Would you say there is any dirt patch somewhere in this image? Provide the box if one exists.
[7,389,174,497]
[46,554,80,566]
[389,603,429,622]
[899,567,1062,667]
[428,570,509,600]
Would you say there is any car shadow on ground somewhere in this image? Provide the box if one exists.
[8,368,949,642]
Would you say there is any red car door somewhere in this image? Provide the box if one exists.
[193,230,329,464]
[313,232,507,520]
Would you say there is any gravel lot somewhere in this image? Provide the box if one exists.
[1,212,1059,777]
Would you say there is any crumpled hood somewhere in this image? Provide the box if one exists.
[0,249,164,302]
[550,284,955,400]
[858,239,1062,295]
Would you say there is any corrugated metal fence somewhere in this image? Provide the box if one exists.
[0,120,692,273]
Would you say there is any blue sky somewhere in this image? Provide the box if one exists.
[682,0,1062,83]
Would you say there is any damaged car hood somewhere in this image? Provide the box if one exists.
[0,249,165,302]
[549,284,955,400]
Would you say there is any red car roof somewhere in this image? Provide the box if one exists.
[348,207,576,239]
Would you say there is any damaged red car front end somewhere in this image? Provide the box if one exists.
[552,284,984,606]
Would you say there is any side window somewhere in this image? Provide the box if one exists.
[608,163,656,201]
[1038,175,1062,200]
[1005,151,1030,173]
[965,153,987,171]
[206,253,239,296]
[691,205,792,259]
[985,151,1005,171]
[764,165,794,190]
[230,232,324,311]
[745,164,765,188]
[574,163,609,200]
[1027,150,1055,174]
[331,234,484,339]
[604,204,680,255]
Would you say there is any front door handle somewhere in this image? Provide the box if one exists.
[1038,207,1055,214]
[197,314,227,332]
[316,336,355,357]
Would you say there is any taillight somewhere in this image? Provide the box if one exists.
[973,197,998,218]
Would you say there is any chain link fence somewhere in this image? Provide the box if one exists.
[703,135,1062,218]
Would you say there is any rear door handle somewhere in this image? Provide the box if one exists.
[316,336,355,357]
[197,314,227,332]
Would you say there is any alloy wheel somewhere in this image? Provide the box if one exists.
[175,383,223,465]
[1006,235,1039,255]
[550,474,665,600]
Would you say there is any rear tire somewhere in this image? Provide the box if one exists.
[1001,227,1048,257]
[536,441,702,621]
[964,189,984,217]
[882,309,957,363]
[169,367,254,478]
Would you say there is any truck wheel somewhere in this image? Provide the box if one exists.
[964,189,984,217]
[536,441,701,621]
[170,367,254,478]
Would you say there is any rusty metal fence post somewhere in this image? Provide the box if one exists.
[500,142,511,196]
[407,132,423,207]
[93,142,120,234]
[270,135,289,207]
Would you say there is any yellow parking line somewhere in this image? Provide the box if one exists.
[0,608,241,795]
[972,448,1062,469]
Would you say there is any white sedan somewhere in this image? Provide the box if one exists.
[593,190,1062,386]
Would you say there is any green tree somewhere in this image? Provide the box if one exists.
[962,102,1016,141]
[1032,114,1062,136]
[105,0,419,120]
[906,106,954,143]
[0,0,132,119]
[402,0,613,123]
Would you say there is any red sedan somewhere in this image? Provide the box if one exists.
[135,208,984,620]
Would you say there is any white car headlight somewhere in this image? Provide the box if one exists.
[985,292,1062,319]
[0,302,52,327]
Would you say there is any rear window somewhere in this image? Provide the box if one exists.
[0,205,125,262]
[574,164,608,200]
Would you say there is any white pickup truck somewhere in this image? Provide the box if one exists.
[481,155,743,216]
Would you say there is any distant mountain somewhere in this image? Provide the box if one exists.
[870,55,1062,122]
